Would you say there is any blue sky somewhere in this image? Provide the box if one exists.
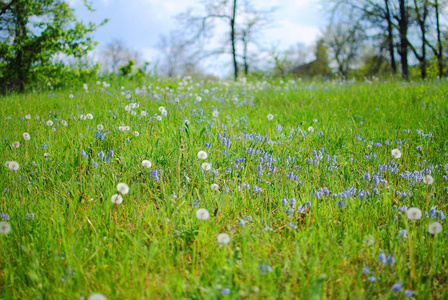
[70,0,325,75]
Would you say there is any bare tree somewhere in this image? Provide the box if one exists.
[324,15,367,78]
[177,0,274,80]
[101,39,141,74]
[157,30,201,77]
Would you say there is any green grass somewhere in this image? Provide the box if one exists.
[1,78,447,299]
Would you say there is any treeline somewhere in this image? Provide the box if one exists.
[1,0,447,94]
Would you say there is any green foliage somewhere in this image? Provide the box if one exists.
[0,0,105,93]
[119,60,136,76]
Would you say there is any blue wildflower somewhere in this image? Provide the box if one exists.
[391,282,402,292]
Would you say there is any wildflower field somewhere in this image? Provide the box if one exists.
[1,79,448,299]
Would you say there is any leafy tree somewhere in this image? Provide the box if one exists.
[0,0,105,93]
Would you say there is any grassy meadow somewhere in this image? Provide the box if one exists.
[0,78,448,299]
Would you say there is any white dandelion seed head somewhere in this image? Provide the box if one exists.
[130,110,137,116]
[83,83,88,90]
[161,109,167,116]
[8,161,19,171]
[158,106,166,112]
[133,131,139,137]
[363,234,375,246]
[142,160,152,168]
[156,116,162,121]
[428,222,442,235]
[195,208,210,220]
[12,141,20,148]
[197,150,208,160]
[308,126,314,132]
[51,128,57,132]
[97,124,104,130]
[124,105,131,112]
[116,183,129,195]
[313,118,318,123]
[5,161,10,168]
[130,103,139,109]
[25,114,31,120]
[196,96,202,102]
[217,233,230,245]
[423,175,434,185]
[69,94,74,99]
[44,153,50,158]
[86,114,94,120]
[210,183,219,191]
[46,120,53,126]
[61,120,68,127]
[201,162,212,171]
[267,114,274,121]
[79,115,86,120]
[110,194,123,205]
[212,110,219,118]
[141,111,147,117]
[0,221,11,234]
[88,293,107,300]
[407,207,422,220]
[391,149,402,159]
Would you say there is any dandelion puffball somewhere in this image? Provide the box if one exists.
[46,120,53,126]
[267,114,274,121]
[44,153,50,158]
[195,208,210,220]
[391,149,401,159]
[142,160,152,168]
[308,126,314,132]
[88,293,107,300]
[201,162,212,171]
[197,150,208,160]
[141,111,147,117]
[86,114,94,120]
[97,124,104,130]
[111,194,123,204]
[217,233,231,245]
[25,114,31,120]
[158,106,166,112]
[210,183,219,191]
[156,116,162,121]
[23,132,30,140]
[0,221,11,234]
[8,161,19,171]
[116,183,129,195]
[428,222,442,235]
[407,207,422,220]
[133,131,139,137]
[423,175,434,184]
[212,111,219,117]
[11,141,20,148]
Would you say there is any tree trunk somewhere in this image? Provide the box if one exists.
[435,0,443,77]
[384,0,397,74]
[243,36,249,75]
[398,0,409,80]
[230,0,238,80]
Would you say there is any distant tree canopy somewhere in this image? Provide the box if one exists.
[0,0,104,93]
